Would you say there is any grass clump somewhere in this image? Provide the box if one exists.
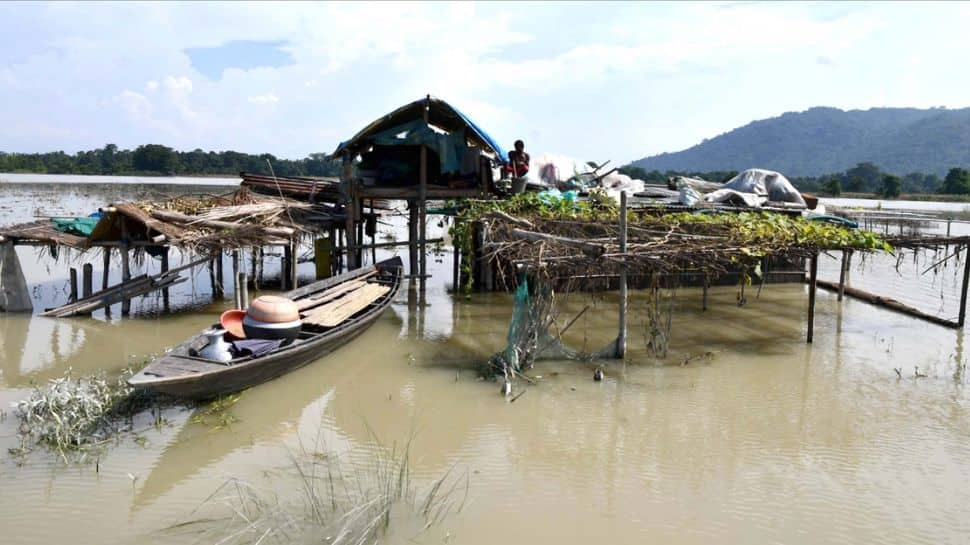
[9,366,166,463]
[167,434,468,545]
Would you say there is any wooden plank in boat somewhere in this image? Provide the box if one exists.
[296,278,369,311]
[302,283,390,328]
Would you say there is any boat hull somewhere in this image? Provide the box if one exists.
[128,257,402,400]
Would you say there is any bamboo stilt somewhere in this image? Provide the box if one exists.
[617,191,628,358]
[807,253,818,343]
[120,220,131,315]
[69,268,78,303]
[82,264,93,299]
[160,249,170,311]
[838,250,849,302]
[960,245,970,328]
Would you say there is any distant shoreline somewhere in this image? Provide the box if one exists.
[0,172,241,186]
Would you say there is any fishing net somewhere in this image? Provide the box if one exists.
[486,274,583,380]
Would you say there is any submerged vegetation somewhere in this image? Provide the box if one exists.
[168,436,467,545]
[9,366,242,464]
[9,366,163,463]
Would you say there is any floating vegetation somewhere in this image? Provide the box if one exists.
[189,392,242,430]
[9,366,242,464]
[167,435,468,545]
[9,366,164,463]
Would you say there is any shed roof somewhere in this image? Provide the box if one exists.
[332,96,507,162]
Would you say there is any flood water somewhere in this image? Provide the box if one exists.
[1,181,970,544]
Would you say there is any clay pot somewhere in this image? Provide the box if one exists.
[247,295,299,324]
[220,309,247,339]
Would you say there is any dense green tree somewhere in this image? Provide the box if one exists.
[822,177,841,196]
[880,174,901,198]
[0,144,342,178]
[843,162,882,192]
[132,144,179,173]
[940,168,970,194]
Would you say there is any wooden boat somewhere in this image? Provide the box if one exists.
[128,257,403,399]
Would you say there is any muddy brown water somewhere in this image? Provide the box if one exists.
[1,181,970,544]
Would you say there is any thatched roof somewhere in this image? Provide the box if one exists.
[0,188,342,254]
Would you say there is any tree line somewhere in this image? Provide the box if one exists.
[619,162,970,198]
[0,144,342,178]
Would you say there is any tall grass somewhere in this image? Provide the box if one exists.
[166,432,468,545]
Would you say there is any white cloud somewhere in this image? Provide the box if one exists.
[146,80,158,91]
[161,75,197,120]
[247,93,279,105]
[115,90,152,119]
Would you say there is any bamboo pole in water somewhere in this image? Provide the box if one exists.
[160,248,169,311]
[82,263,93,299]
[232,250,240,308]
[408,199,418,284]
[960,245,970,328]
[216,251,226,298]
[238,272,249,310]
[419,95,429,292]
[807,253,818,343]
[69,268,78,303]
[838,250,850,302]
[617,191,628,358]
[120,221,131,316]
[289,238,299,290]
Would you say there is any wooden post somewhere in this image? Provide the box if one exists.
[356,199,365,265]
[160,248,170,311]
[82,263,93,299]
[68,268,78,303]
[452,236,461,293]
[336,229,344,273]
[102,247,111,316]
[257,246,264,288]
[289,238,299,290]
[238,272,249,310]
[959,245,970,328]
[282,243,291,291]
[807,253,818,343]
[837,250,849,302]
[249,247,257,287]
[408,199,418,287]
[369,200,377,265]
[232,250,240,308]
[343,151,357,270]
[617,191,628,358]
[120,220,131,316]
[482,221,493,291]
[208,259,216,299]
[329,227,338,276]
[419,95,429,292]
[102,247,111,291]
[215,251,225,298]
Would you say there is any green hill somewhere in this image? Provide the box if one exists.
[632,107,970,177]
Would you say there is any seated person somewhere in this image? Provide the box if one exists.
[507,140,530,178]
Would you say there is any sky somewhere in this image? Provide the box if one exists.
[1,1,968,164]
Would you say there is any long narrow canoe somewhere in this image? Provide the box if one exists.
[128,257,403,400]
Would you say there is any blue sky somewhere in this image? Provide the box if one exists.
[1,1,968,164]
